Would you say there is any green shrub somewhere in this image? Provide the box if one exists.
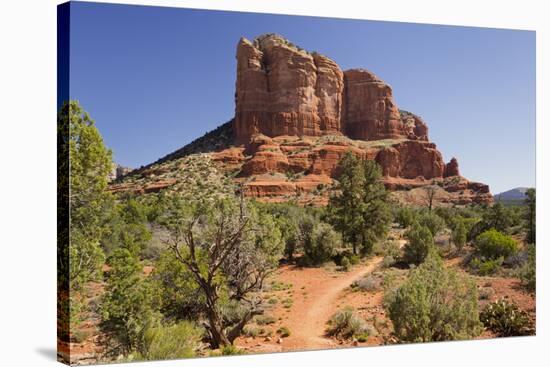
[475,229,518,260]
[221,345,246,355]
[356,334,369,342]
[417,212,445,236]
[241,326,261,338]
[255,315,276,325]
[277,326,291,337]
[480,299,531,336]
[140,321,202,360]
[385,254,481,342]
[403,225,434,265]
[379,240,401,259]
[326,307,368,340]
[470,257,503,276]
[518,245,535,292]
[341,257,351,271]
[352,275,380,292]
[395,207,415,228]
[269,281,292,291]
[301,220,340,266]
[451,219,467,252]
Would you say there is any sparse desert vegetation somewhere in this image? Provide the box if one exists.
[60,98,536,365]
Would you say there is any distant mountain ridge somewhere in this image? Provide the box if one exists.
[494,187,530,202]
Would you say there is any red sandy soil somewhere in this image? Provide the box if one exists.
[64,242,535,362]
[235,258,385,353]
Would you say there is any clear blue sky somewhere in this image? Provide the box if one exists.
[68,1,535,194]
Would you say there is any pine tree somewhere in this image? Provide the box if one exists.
[329,152,390,255]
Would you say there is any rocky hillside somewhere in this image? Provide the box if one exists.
[111,34,492,206]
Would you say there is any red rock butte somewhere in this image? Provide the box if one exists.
[111,34,492,206]
[234,34,427,144]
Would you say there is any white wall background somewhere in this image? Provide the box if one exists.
[0,0,546,366]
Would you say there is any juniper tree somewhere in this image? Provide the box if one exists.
[157,194,283,348]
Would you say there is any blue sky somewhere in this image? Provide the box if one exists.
[68,1,535,194]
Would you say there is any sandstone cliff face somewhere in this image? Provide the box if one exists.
[234,35,344,144]
[343,69,406,140]
[234,34,422,144]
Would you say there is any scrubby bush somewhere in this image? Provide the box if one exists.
[139,322,202,360]
[255,315,276,325]
[417,212,446,236]
[451,219,468,252]
[395,207,416,228]
[221,345,246,355]
[300,219,340,266]
[352,275,380,292]
[326,307,368,340]
[241,326,262,338]
[277,326,291,337]
[101,249,159,356]
[469,203,520,239]
[475,229,518,260]
[518,245,536,292]
[403,225,434,265]
[340,256,351,271]
[385,254,481,342]
[470,257,503,276]
[480,299,531,336]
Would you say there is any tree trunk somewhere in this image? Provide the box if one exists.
[202,284,230,348]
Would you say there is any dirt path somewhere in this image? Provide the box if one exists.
[275,256,385,351]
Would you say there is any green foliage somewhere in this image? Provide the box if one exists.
[326,307,368,340]
[518,245,536,292]
[299,218,340,266]
[386,254,481,342]
[403,225,434,265]
[241,326,262,338]
[377,240,401,268]
[102,198,152,257]
[156,194,284,347]
[60,100,112,291]
[257,202,302,260]
[277,326,291,337]
[395,206,416,228]
[139,321,202,360]
[525,188,536,244]
[329,152,391,255]
[340,256,351,271]
[470,203,520,239]
[255,315,276,325]
[474,229,518,260]
[100,249,159,355]
[480,299,531,336]
[417,212,446,237]
[470,257,503,276]
[221,345,246,355]
[150,250,204,321]
[451,218,468,252]
[352,275,380,292]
